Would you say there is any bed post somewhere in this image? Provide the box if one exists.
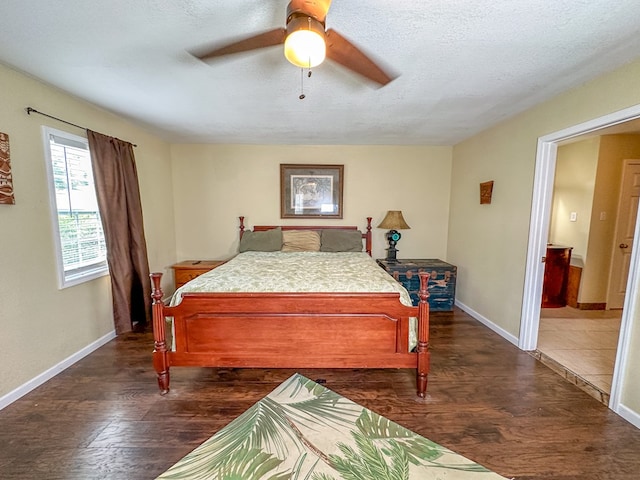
[239,216,245,239]
[150,272,170,395]
[416,272,430,397]
[365,217,372,256]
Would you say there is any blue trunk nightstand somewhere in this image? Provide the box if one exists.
[377,258,457,311]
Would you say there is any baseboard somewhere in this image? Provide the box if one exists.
[0,330,117,411]
[454,300,519,346]
[615,403,640,429]
[577,302,606,310]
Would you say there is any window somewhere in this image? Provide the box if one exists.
[43,127,108,288]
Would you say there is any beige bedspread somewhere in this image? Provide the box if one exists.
[171,251,417,349]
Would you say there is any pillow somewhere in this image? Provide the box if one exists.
[320,229,363,252]
[239,227,282,252]
[281,229,321,252]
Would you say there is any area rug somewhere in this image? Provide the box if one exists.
[157,373,510,479]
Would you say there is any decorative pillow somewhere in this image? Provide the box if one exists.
[281,229,321,252]
[320,229,363,252]
[239,227,282,252]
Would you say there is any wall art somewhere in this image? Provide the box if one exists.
[0,132,14,205]
[280,164,344,218]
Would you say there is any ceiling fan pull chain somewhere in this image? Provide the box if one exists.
[298,54,314,100]
[299,67,305,99]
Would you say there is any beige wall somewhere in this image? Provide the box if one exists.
[582,135,640,303]
[0,63,177,399]
[169,144,453,272]
[549,138,599,260]
[449,58,640,416]
[625,284,640,406]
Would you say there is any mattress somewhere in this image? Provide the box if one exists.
[171,251,417,349]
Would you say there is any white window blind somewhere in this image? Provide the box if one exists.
[43,127,108,288]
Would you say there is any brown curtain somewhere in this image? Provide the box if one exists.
[87,130,151,334]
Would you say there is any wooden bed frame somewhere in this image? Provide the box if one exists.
[150,217,431,397]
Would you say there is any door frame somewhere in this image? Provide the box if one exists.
[519,103,640,413]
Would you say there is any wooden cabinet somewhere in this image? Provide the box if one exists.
[566,264,582,308]
[171,260,226,288]
[376,258,457,311]
[542,246,572,308]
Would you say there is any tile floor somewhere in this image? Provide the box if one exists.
[536,306,622,404]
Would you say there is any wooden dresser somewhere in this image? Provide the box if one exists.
[541,245,572,308]
[377,258,457,311]
[171,260,226,288]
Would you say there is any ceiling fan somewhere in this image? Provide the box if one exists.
[192,0,396,87]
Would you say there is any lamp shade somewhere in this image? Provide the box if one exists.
[377,210,410,230]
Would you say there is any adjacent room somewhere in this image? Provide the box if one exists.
[1,1,640,478]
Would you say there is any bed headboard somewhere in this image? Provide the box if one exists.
[239,216,373,256]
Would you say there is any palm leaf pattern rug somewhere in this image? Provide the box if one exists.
[157,374,511,479]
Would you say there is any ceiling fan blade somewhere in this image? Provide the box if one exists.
[193,28,287,61]
[288,0,332,23]
[325,29,396,86]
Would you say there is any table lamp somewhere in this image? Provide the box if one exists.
[377,210,410,262]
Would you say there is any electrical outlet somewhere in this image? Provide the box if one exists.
[570,212,577,222]
[600,211,607,221]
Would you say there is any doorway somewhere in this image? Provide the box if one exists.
[519,104,640,416]
[538,144,640,401]
[535,140,633,403]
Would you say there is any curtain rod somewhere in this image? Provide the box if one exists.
[25,107,137,147]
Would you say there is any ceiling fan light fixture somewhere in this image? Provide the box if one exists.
[284,15,326,68]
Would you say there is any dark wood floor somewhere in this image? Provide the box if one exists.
[1,308,639,479]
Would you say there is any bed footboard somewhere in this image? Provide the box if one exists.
[150,272,430,397]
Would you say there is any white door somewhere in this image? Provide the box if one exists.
[607,160,640,309]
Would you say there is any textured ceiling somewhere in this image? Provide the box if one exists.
[1,1,640,145]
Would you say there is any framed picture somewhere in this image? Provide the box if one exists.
[0,132,15,205]
[280,164,344,219]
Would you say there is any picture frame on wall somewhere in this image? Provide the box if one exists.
[0,131,15,205]
[280,164,344,219]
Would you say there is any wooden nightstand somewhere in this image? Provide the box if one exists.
[377,258,457,311]
[171,260,226,288]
